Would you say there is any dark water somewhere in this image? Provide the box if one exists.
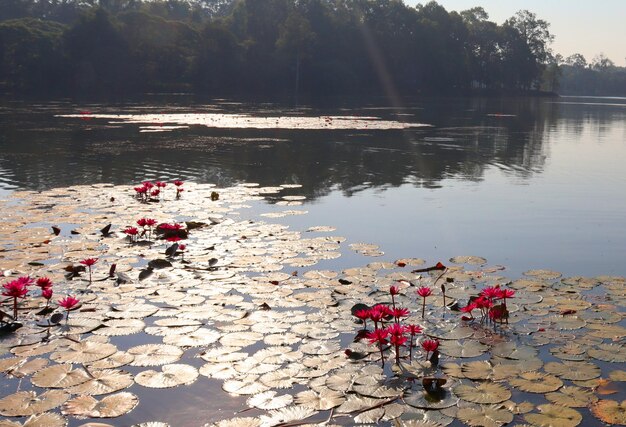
[1,96,625,278]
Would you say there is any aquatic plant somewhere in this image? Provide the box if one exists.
[79,258,98,285]
[123,226,139,243]
[405,324,423,359]
[2,278,29,320]
[173,180,184,198]
[366,328,389,368]
[386,323,408,365]
[0,181,624,427]
[134,185,148,201]
[421,339,439,361]
[416,286,432,318]
[42,287,53,308]
[58,295,79,322]
[35,277,52,290]
[354,308,370,330]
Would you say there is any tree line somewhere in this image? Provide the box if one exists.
[0,0,624,98]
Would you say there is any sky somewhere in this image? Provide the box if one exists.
[410,0,626,66]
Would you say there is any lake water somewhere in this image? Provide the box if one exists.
[1,96,625,279]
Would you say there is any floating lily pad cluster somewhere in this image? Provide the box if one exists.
[0,182,624,427]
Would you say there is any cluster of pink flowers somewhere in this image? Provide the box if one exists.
[460,285,515,327]
[124,218,157,243]
[133,180,177,202]
[2,275,80,322]
[355,285,440,367]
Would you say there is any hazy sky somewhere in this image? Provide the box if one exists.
[410,1,626,66]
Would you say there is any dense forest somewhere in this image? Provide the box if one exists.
[0,0,624,98]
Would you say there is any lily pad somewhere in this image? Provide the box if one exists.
[62,392,138,418]
[524,404,582,427]
[510,372,563,393]
[135,364,198,388]
[457,404,514,427]
[590,399,626,425]
[454,383,511,404]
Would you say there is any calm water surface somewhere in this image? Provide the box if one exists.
[1,96,625,278]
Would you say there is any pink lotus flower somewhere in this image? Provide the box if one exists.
[391,307,410,321]
[386,323,408,364]
[421,339,439,360]
[368,306,383,324]
[366,328,389,345]
[460,302,477,320]
[17,276,34,287]
[406,324,423,335]
[134,186,147,194]
[417,286,432,298]
[42,287,53,308]
[481,286,501,300]
[389,333,408,346]
[417,286,432,318]
[58,295,80,322]
[497,288,515,309]
[406,324,423,360]
[58,295,79,310]
[36,277,52,289]
[178,244,186,251]
[151,189,160,197]
[173,180,184,187]
[378,304,394,318]
[137,218,148,227]
[123,227,139,243]
[2,280,28,298]
[389,284,400,309]
[124,226,138,235]
[155,181,167,188]
[354,308,370,330]
[497,288,515,299]
[474,296,493,310]
[145,218,157,227]
[2,279,29,320]
[142,181,154,190]
[80,258,98,267]
[159,223,184,231]
[366,328,389,367]
[80,258,97,285]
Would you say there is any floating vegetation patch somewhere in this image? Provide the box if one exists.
[0,181,624,426]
